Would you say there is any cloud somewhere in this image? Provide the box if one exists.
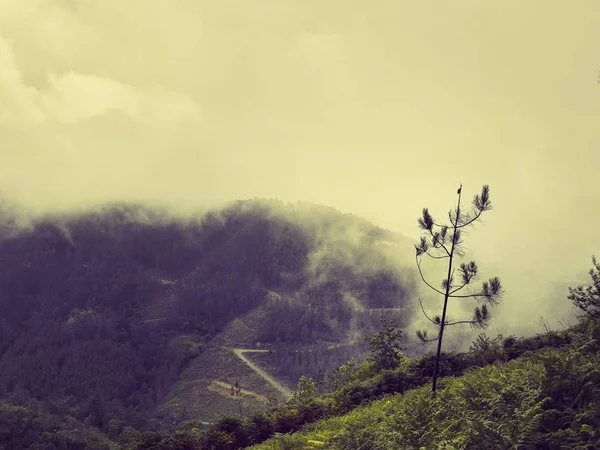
[0,0,599,339]
[0,35,45,126]
[0,35,201,127]
[288,32,345,74]
[0,2,205,210]
[43,71,201,124]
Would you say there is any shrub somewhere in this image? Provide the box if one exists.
[468,333,505,365]
[568,255,600,320]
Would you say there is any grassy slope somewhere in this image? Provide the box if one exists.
[157,346,286,426]
[156,302,291,425]
[116,321,600,449]
[157,285,322,426]
[250,330,600,449]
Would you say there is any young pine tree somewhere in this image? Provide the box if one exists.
[363,317,406,371]
[414,184,503,397]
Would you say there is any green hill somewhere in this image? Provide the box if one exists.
[4,197,595,449]
[0,198,418,447]
[121,317,599,450]
[249,327,597,450]
[116,253,600,449]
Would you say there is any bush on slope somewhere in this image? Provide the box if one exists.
[250,323,600,449]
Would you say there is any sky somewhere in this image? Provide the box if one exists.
[1,0,599,335]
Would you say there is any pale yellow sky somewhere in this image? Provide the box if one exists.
[1,1,599,331]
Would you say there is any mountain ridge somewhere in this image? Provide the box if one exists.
[0,197,418,447]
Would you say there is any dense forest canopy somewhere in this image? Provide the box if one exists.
[0,198,417,444]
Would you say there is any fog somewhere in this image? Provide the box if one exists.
[1,1,599,337]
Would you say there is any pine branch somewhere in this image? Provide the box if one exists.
[425,249,450,260]
[415,256,446,296]
[416,329,439,344]
[428,227,451,256]
[418,298,437,325]
[448,277,503,302]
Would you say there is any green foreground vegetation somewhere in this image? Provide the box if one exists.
[0,196,598,449]
[117,316,599,449]
[118,252,600,448]
[250,324,600,449]
[2,257,599,449]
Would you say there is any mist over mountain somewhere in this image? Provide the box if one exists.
[0,197,420,443]
[1,1,599,447]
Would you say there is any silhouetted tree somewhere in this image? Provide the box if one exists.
[414,184,503,396]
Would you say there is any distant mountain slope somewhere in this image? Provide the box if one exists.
[0,198,417,438]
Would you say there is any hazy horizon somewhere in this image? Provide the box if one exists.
[2,0,599,337]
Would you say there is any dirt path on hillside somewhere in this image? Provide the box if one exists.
[231,349,293,399]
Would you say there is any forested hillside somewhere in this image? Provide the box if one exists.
[119,292,600,449]
[0,198,417,447]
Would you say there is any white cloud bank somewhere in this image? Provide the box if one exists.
[1,0,599,336]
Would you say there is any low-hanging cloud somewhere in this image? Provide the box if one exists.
[1,0,599,341]
[1,37,201,127]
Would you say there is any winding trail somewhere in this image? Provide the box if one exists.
[231,348,293,399]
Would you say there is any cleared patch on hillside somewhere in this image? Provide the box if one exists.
[156,346,286,425]
[140,277,180,323]
[208,380,269,403]
[210,298,273,347]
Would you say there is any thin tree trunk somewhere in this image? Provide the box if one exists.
[431,188,463,397]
